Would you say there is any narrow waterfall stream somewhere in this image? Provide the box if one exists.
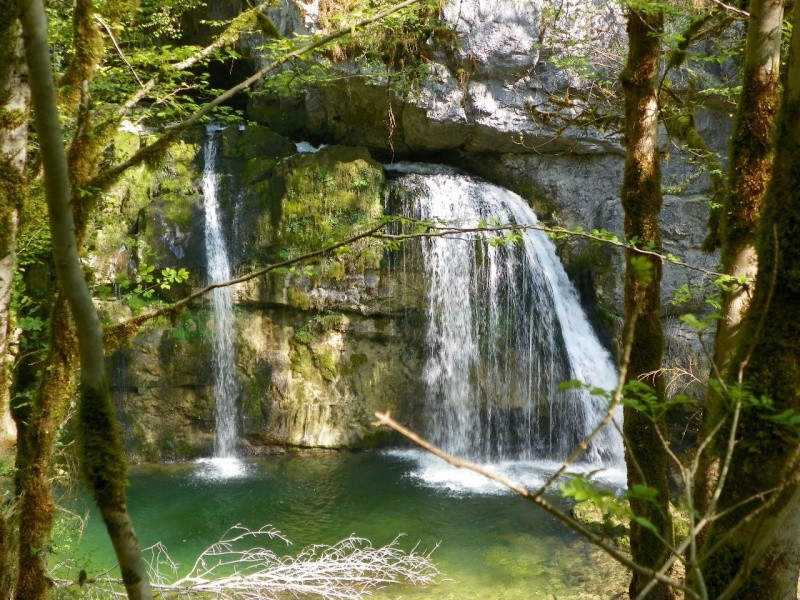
[390,166,624,470]
[202,128,239,458]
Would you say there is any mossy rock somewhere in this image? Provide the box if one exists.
[88,137,207,298]
[289,341,320,382]
[270,145,385,271]
[241,157,279,185]
[315,348,338,382]
[287,286,313,311]
[354,427,401,449]
[247,92,309,138]
[571,501,629,548]
[221,124,295,161]
[292,312,351,344]
[157,141,201,195]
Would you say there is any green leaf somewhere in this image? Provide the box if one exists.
[627,484,660,501]
[632,515,659,534]
[670,284,692,306]
[630,255,654,285]
[680,313,710,332]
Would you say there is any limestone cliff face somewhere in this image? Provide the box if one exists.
[110,270,425,463]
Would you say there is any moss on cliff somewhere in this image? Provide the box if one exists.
[319,0,454,76]
[222,124,295,162]
[88,134,202,302]
[269,145,385,276]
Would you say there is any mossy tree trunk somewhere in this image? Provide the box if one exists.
[714,0,782,371]
[10,0,105,596]
[11,0,136,596]
[698,3,800,597]
[19,0,153,598]
[620,6,673,599]
[0,12,27,449]
[0,6,28,595]
[696,0,784,523]
[12,299,76,600]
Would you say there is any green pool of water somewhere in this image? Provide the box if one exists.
[59,450,625,599]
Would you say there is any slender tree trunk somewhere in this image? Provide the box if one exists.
[0,10,29,596]
[620,7,673,599]
[13,299,76,600]
[18,1,153,599]
[695,0,784,533]
[699,3,800,598]
[0,16,27,449]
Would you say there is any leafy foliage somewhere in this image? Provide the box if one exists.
[95,260,190,312]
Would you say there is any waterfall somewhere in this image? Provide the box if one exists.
[390,166,623,467]
[202,128,239,458]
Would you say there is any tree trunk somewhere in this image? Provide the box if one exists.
[699,2,800,597]
[0,15,27,450]
[714,0,782,372]
[695,0,784,542]
[18,0,153,598]
[0,9,28,596]
[620,7,673,599]
[12,299,76,600]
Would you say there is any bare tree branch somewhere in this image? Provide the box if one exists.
[104,222,390,346]
[707,0,749,17]
[53,525,440,599]
[378,223,727,279]
[372,412,696,597]
[94,15,143,88]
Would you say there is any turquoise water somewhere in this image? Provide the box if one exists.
[59,450,626,599]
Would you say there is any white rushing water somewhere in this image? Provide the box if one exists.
[391,167,624,469]
[202,128,239,458]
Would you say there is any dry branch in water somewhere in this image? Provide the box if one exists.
[53,525,440,599]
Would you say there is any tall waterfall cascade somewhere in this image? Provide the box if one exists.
[202,128,239,458]
[390,166,624,467]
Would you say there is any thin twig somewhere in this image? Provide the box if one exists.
[94,15,144,88]
[52,525,440,599]
[707,0,749,17]
[634,426,695,600]
[377,222,727,279]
